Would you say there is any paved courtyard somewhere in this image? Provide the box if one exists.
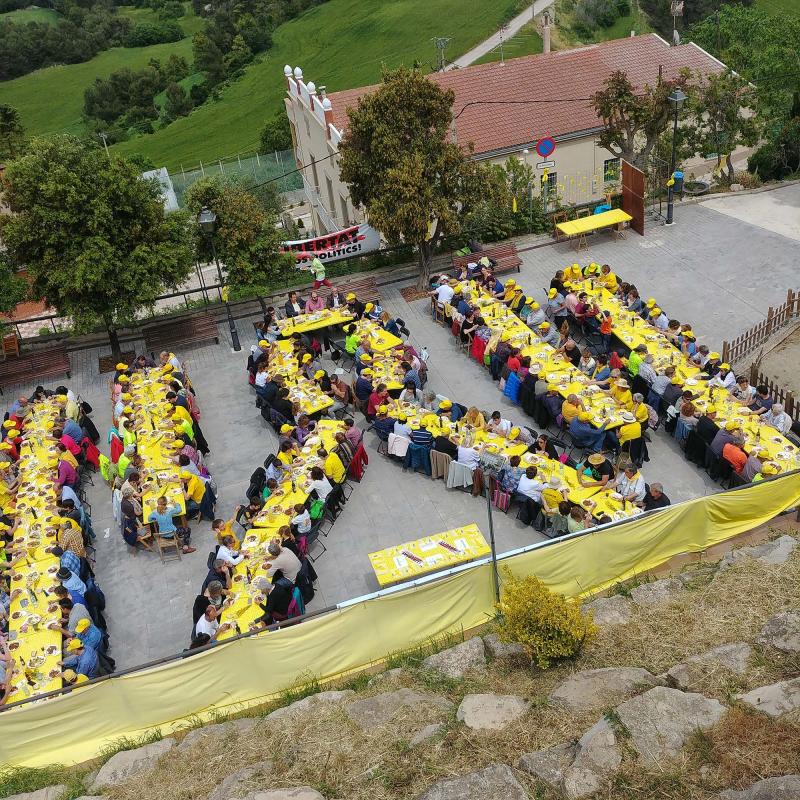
[3,186,798,672]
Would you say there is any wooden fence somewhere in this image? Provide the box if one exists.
[721,289,800,364]
[747,366,800,424]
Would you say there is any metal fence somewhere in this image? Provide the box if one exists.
[168,149,302,208]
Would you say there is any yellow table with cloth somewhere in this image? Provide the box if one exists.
[557,209,632,251]
[351,318,403,353]
[368,523,491,587]
[269,341,333,416]
[5,397,65,704]
[277,307,354,336]
[126,371,186,518]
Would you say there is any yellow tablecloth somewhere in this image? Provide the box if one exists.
[368,523,491,587]
[278,308,355,336]
[270,342,333,416]
[352,319,403,353]
[126,371,186,519]
[5,398,65,704]
[557,209,632,237]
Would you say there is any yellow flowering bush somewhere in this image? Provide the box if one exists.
[496,569,597,669]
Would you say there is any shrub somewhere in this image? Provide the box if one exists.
[496,569,597,669]
[123,20,183,47]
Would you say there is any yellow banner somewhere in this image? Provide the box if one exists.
[1,473,798,767]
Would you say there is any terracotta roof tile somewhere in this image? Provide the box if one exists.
[327,34,724,155]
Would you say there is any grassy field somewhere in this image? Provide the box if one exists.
[0,3,201,138]
[0,6,59,23]
[755,0,800,13]
[112,0,529,169]
[473,21,543,65]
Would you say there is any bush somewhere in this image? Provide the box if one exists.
[496,570,597,669]
[748,118,800,181]
[123,20,183,47]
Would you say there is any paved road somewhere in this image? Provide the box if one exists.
[449,0,554,69]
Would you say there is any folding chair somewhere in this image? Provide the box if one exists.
[151,523,181,564]
[306,520,327,561]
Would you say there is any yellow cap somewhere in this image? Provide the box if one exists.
[280,424,294,434]
[258,340,269,348]
[122,406,133,415]
[0,463,8,470]
[115,362,128,370]
[725,420,739,431]
[377,405,388,414]
[684,332,696,340]
[67,639,83,652]
[453,286,462,295]
[168,441,183,449]
[525,297,534,305]
[646,298,656,307]
[548,288,557,299]
[761,462,779,475]
[505,279,515,286]
[179,470,192,480]
[709,352,720,360]
[361,368,373,377]
[346,293,356,301]
[75,618,91,633]
[62,669,77,682]
[2,421,14,429]
[121,393,132,400]
[118,375,129,383]
[650,307,661,316]
[720,363,730,371]
[0,443,11,451]
[539,322,550,330]
[302,354,312,363]
[313,370,325,380]
[531,302,540,310]
[365,303,374,312]
[439,399,453,410]
[547,383,558,392]
[6,429,19,438]
[397,414,407,423]
[509,427,520,438]
[74,673,89,685]
[360,354,372,362]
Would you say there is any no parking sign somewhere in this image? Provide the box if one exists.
[535,136,556,159]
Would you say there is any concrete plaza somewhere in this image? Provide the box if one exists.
[3,185,798,671]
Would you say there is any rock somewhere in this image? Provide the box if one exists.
[178,717,258,752]
[736,679,800,718]
[410,723,444,747]
[630,578,683,607]
[346,688,453,730]
[265,690,354,723]
[4,787,67,800]
[730,183,744,192]
[421,637,486,679]
[81,770,99,790]
[368,668,403,686]
[550,667,659,711]
[242,790,325,800]
[718,775,800,800]
[720,536,798,570]
[757,611,800,654]
[208,760,273,800]
[582,596,633,627]
[415,763,529,800]
[90,738,176,791]
[518,742,577,787]
[483,633,526,659]
[665,643,753,690]
[518,721,620,800]
[614,687,726,763]
[457,694,529,731]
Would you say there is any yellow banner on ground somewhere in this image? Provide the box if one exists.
[1,473,798,768]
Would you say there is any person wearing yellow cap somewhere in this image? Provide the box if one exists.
[648,305,668,330]
[346,292,366,320]
[754,462,779,481]
[583,262,600,277]
[367,382,390,420]
[74,615,104,651]
[508,286,526,315]
[181,468,207,520]
[59,636,98,679]
[709,361,735,390]
[524,298,546,329]
[709,418,741,460]
[545,284,568,330]
[564,263,583,282]
[568,408,608,451]
[596,264,618,293]
[538,320,560,347]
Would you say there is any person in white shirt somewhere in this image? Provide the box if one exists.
[308,467,333,500]
[648,307,668,330]
[731,376,757,405]
[217,536,246,566]
[194,605,232,641]
[761,403,792,435]
[428,277,455,319]
[290,504,311,535]
[514,466,547,528]
[265,541,302,583]
[613,463,646,503]
[393,416,412,438]
[457,445,481,470]
[709,363,736,390]
[486,411,512,436]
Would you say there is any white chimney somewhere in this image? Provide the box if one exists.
[542,10,552,54]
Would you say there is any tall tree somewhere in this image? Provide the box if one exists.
[184,176,294,292]
[0,136,193,358]
[338,66,484,289]
[592,69,692,169]
[0,104,25,160]
[683,70,759,183]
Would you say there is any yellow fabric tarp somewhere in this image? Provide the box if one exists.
[1,472,798,767]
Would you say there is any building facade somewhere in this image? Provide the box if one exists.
[284,34,726,236]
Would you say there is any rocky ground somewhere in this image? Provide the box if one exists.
[3,529,799,800]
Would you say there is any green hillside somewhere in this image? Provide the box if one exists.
[0,6,59,24]
[112,0,526,169]
[473,21,543,65]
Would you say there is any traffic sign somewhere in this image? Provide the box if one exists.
[536,160,556,169]
[535,137,556,158]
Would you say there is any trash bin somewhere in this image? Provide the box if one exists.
[672,170,684,193]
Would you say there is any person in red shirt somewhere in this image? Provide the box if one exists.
[366,383,389,420]
[506,348,521,373]
[722,439,747,474]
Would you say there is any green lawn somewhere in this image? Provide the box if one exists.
[0,3,200,138]
[112,0,528,169]
[0,6,59,24]
[754,0,800,13]
[591,10,652,41]
[473,21,543,65]
[116,3,205,35]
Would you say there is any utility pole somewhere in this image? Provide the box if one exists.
[98,132,110,159]
[431,37,451,72]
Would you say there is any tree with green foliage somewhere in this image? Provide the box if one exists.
[163,82,193,121]
[0,104,25,160]
[184,177,294,293]
[683,70,759,183]
[259,111,292,153]
[225,33,252,71]
[0,252,29,316]
[338,66,485,289]
[0,137,194,358]
[592,69,692,169]
[641,0,752,38]
[192,31,226,83]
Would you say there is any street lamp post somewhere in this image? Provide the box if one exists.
[665,88,687,226]
[198,206,241,352]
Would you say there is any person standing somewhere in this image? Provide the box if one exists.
[306,256,332,289]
